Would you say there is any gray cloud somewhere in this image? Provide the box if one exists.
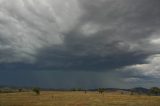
[0,0,82,63]
[1,0,160,88]
[33,0,160,72]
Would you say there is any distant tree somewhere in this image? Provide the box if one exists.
[130,91,134,95]
[84,90,87,94]
[32,88,40,95]
[18,88,22,92]
[150,87,160,96]
[77,88,82,91]
[71,88,75,91]
[71,88,83,91]
[98,88,104,94]
[121,92,124,95]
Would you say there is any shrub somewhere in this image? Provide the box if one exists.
[18,88,22,92]
[98,88,104,94]
[32,88,40,95]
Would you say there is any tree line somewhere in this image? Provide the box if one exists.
[1,87,160,96]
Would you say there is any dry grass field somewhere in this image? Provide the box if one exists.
[0,91,160,106]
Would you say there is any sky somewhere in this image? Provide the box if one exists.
[0,0,160,89]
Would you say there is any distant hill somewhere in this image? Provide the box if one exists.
[131,87,149,93]
[0,85,150,94]
[88,87,150,94]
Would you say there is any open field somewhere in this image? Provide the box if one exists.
[0,91,160,106]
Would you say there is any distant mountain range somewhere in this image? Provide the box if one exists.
[89,87,149,93]
[131,87,149,93]
[0,85,149,93]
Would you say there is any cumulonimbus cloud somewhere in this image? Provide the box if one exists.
[0,0,160,79]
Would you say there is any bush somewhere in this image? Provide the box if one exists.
[32,88,40,95]
[18,88,22,92]
[71,88,83,91]
[98,88,104,94]
[130,91,134,95]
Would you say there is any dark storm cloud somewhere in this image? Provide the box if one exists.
[1,0,160,71]
[1,0,160,88]
[29,0,160,72]
[33,45,148,71]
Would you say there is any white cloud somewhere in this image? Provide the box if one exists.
[80,22,101,36]
[123,77,142,83]
[151,38,160,44]
[124,54,160,78]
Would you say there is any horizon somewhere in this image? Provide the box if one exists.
[0,83,151,90]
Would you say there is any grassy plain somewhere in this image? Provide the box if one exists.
[0,91,160,106]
